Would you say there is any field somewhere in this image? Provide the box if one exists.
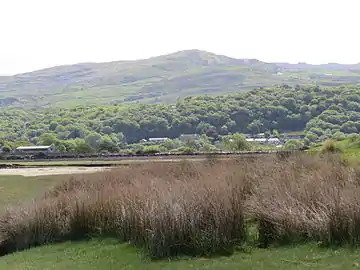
[1,154,360,269]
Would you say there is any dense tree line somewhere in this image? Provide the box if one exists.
[1,84,360,153]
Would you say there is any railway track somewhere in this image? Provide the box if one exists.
[0,150,301,163]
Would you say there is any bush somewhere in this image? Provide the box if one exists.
[320,139,342,154]
[142,145,161,154]
[223,133,252,151]
[178,146,195,154]
[283,140,304,150]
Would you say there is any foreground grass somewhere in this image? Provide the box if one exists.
[1,239,360,270]
[2,155,360,269]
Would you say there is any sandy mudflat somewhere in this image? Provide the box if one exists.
[0,167,110,177]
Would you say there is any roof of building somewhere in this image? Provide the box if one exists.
[246,138,281,143]
[246,138,267,142]
[148,138,169,141]
[179,134,200,138]
[16,145,53,150]
[268,138,281,142]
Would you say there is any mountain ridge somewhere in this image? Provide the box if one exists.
[10,49,360,76]
[1,49,360,108]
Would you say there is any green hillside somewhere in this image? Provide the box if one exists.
[1,50,360,108]
[1,85,360,149]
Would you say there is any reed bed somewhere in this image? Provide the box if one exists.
[1,154,359,259]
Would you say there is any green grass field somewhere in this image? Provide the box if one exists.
[1,167,360,269]
[309,137,360,166]
[0,175,59,211]
[2,238,360,270]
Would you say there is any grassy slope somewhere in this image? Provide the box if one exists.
[2,50,360,108]
[309,138,360,166]
[337,139,360,167]
[2,168,360,269]
[0,175,58,210]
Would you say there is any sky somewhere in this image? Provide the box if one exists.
[1,0,359,75]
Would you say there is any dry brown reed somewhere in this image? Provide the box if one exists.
[1,153,360,259]
[247,154,360,247]
[0,159,249,258]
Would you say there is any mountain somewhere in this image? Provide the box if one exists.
[1,49,360,108]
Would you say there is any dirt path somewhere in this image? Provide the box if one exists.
[0,167,110,177]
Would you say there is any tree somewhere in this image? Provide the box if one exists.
[248,120,263,134]
[272,129,280,137]
[161,139,183,151]
[85,133,103,150]
[66,125,86,139]
[98,138,119,153]
[49,121,58,131]
[284,140,304,150]
[340,121,358,134]
[38,133,57,145]
[2,146,11,153]
[101,126,113,135]
[56,144,67,153]
[222,133,252,151]
[2,85,360,147]
[73,139,94,154]
[264,131,271,139]
[143,145,161,154]
[112,132,127,147]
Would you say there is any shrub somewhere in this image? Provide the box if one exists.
[142,145,161,154]
[178,146,195,154]
[320,139,342,154]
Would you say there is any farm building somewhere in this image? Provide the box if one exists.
[246,138,282,146]
[15,145,56,154]
[179,134,200,141]
[148,138,169,143]
[284,134,305,141]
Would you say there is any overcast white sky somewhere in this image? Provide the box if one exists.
[1,0,359,75]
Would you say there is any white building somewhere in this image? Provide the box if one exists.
[179,134,200,141]
[267,138,282,145]
[15,145,56,154]
[148,138,169,143]
[246,138,282,146]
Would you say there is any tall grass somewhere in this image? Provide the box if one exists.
[0,160,250,259]
[247,154,360,246]
[1,154,360,259]
[320,139,343,154]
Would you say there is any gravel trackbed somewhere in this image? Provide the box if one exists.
[0,167,110,177]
